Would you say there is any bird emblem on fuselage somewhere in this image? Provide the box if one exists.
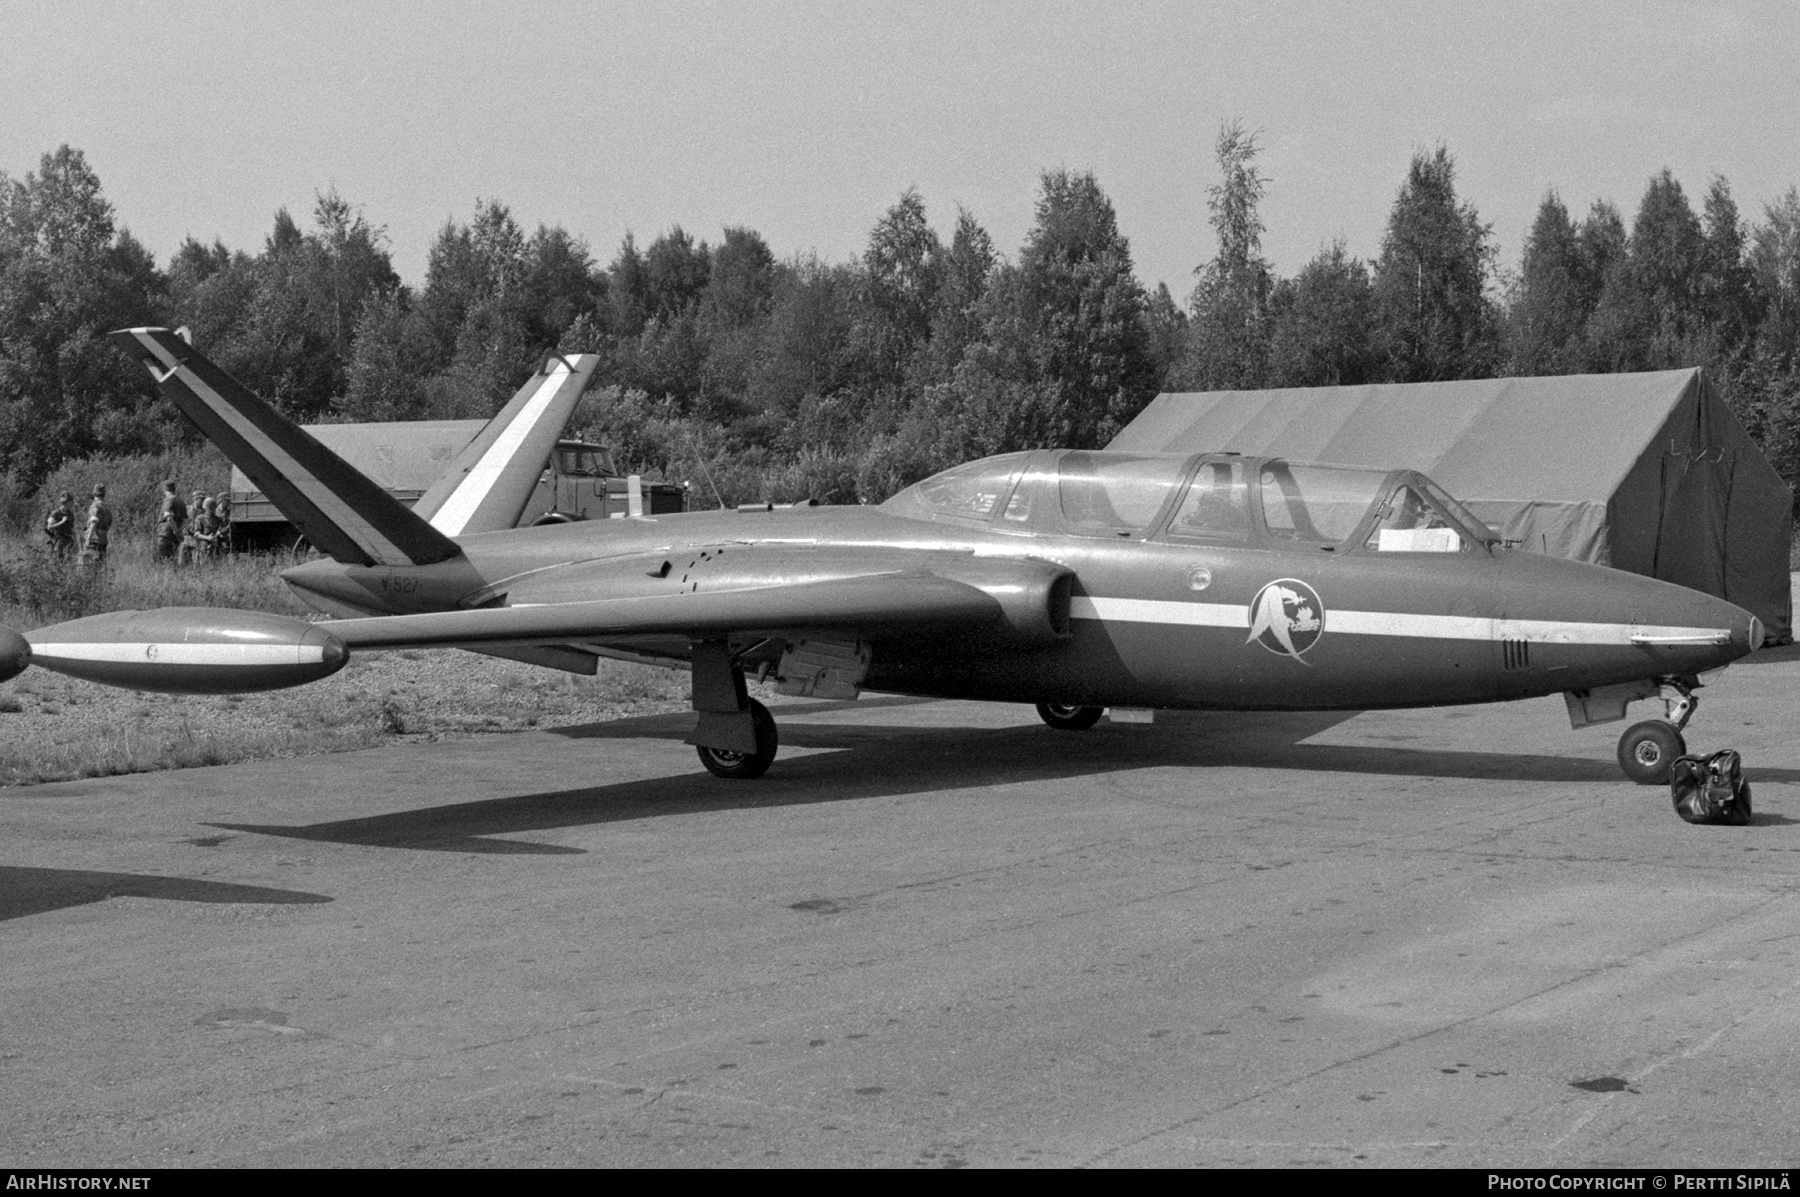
[1247,579,1325,661]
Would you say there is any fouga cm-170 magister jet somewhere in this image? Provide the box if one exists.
[0,328,1763,786]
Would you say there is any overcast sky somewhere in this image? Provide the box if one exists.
[3,1,1794,295]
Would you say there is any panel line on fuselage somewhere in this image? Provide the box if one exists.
[1070,596,1728,645]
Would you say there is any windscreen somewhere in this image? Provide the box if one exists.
[1367,484,1462,552]
[1258,462,1389,546]
[1363,477,1495,552]
[1418,478,1497,545]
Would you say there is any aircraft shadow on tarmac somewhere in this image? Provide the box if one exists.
[0,865,332,922]
[205,703,1800,854]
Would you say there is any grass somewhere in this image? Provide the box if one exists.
[0,716,385,786]
[0,531,695,786]
[0,531,307,628]
[0,650,695,787]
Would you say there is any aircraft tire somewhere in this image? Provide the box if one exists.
[696,699,778,779]
[1036,703,1103,732]
[1617,720,1685,786]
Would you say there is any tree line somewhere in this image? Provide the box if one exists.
[3,135,1798,513]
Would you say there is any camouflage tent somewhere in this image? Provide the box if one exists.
[230,420,484,506]
[1110,370,1793,643]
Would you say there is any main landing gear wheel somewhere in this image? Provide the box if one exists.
[696,699,778,779]
[1618,720,1686,786]
[1036,703,1103,732]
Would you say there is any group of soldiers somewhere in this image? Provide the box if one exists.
[42,481,231,564]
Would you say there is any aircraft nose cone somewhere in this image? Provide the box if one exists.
[1646,587,1759,669]
[1744,614,1765,654]
[1496,551,1761,685]
[1681,591,1760,664]
[0,626,30,683]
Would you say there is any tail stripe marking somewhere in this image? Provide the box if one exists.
[429,362,574,536]
[132,332,416,566]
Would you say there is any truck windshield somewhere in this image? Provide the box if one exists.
[556,447,615,476]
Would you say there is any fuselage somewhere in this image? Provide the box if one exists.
[283,450,1760,712]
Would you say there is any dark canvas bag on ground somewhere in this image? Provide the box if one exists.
[1670,749,1753,825]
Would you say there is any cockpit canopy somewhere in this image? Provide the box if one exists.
[881,449,1496,553]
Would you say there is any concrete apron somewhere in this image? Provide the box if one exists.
[2,655,1798,1167]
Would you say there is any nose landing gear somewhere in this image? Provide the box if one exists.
[1036,703,1104,731]
[1616,678,1697,785]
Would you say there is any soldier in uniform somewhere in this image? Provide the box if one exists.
[82,484,113,563]
[190,496,221,560]
[181,491,207,564]
[154,480,188,561]
[44,492,76,556]
[212,490,232,556]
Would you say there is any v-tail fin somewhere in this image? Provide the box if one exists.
[110,327,462,568]
[412,352,601,535]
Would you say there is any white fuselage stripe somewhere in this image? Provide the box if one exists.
[429,365,573,536]
[135,333,413,567]
[1074,596,1247,629]
[1069,596,1727,646]
[30,643,324,667]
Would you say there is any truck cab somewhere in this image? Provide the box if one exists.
[519,440,688,524]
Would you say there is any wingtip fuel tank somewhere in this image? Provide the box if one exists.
[23,608,348,694]
[0,626,29,683]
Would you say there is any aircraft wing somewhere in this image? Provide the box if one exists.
[324,572,1006,651]
[14,547,1070,692]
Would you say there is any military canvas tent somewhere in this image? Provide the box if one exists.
[1110,369,1792,643]
[229,420,484,502]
